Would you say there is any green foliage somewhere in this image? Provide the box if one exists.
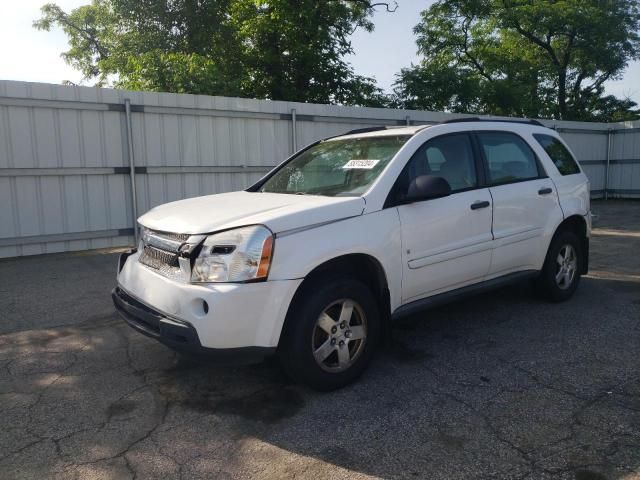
[35,2,118,83]
[34,0,391,106]
[393,0,640,121]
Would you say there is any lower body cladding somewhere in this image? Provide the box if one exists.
[113,250,302,363]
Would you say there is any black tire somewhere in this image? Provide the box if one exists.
[278,276,381,391]
[535,230,582,302]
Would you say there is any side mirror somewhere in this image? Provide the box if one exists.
[402,175,452,204]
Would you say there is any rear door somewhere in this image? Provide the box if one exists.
[394,132,494,303]
[475,131,563,277]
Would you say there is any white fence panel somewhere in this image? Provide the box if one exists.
[558,130,609,195]
[608,128,640,198]
[1,80,638,257]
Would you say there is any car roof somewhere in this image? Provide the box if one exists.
[328,118,551,141]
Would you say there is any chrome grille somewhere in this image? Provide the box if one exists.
[150,231,190,242]
[140,245,179,269]
[138,228,186,280]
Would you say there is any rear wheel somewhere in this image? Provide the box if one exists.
[535,230,582,302]
[279,276,380,391]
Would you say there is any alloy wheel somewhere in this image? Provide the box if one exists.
[555,244,577,290]
[311,299,367,372]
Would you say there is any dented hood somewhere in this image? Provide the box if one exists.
[138,191,365,235]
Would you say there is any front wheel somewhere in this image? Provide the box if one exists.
[279,277,380,391]
[535,230,582,302]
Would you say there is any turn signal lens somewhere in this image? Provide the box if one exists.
[256,235,274,279]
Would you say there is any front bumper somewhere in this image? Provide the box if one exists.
[112,286,274,363]
[115,249,302,351]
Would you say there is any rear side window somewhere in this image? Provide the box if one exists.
[477,131,541,185]
[533,134,581,175]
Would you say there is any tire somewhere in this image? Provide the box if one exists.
[535,230,582,302]
[278,275,381,391]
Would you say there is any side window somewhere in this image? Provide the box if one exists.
[533,134,581,175]
[477,132,541,185]
[401,133,477,193]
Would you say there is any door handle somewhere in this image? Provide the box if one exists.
[538,187,553,195]
[470,201,490,210]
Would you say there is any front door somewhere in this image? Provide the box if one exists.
[395,133,494,303]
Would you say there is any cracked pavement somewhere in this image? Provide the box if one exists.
[0,200,639,480]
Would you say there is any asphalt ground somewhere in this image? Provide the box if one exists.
[0,200,638,480]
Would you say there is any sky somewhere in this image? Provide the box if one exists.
[1,0,639,103]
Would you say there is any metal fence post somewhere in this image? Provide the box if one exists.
[604,128,612,200]
[291,108,298,154]
[124,99,139,245]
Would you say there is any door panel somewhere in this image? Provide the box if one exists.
[393,132,493,303]
[474,131,563,276]
[398,189,494,302]
[488,179,562,275]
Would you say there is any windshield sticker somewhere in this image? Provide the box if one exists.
[343,159,380,169]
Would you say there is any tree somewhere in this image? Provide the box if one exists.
[393,0,640,121]
[225,0,388,105]
[34,0,393,106]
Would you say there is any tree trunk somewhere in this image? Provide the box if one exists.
[558,68,567,119]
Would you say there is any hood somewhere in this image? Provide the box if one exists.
[138,191,365,235]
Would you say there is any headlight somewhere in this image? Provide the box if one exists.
[191,225,274,283]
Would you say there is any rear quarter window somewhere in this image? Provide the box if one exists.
[533,134,581,176]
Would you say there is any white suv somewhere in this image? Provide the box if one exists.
[113,118,591,390]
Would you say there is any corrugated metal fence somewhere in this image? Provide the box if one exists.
[1,80,639,257]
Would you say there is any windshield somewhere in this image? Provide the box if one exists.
[259,135,410,196]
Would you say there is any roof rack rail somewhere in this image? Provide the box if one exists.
[343,126,390,135]
[443,117,545,127]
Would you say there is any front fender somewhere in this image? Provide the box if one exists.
[268,209,403,312]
